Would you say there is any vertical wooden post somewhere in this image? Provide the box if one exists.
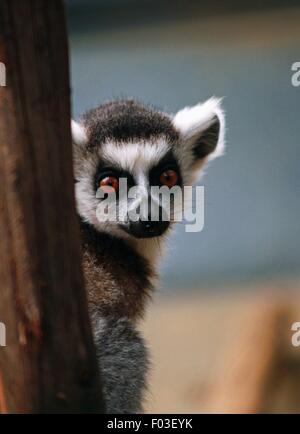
[0,0,104,413]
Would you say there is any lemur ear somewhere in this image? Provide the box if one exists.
[71,119,88,147]
[172,97,225,168]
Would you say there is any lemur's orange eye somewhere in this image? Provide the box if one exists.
[99,176,119,193]
[159,169,178,188]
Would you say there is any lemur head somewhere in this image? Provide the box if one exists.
[72,99,225,243]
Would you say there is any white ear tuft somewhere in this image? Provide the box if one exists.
[172,97,225,161]
[71,119,88,147]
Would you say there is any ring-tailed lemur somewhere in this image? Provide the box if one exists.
[72,98,225,413]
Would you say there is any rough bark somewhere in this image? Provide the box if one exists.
[0,0,104,413]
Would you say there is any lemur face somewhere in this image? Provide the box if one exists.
[72,99,225,240]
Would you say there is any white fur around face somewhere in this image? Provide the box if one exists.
[74,138,171,241]
[101,139,170,175]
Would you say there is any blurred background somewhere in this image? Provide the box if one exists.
[66,0,300,413]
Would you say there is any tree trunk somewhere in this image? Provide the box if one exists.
[0,0,104,413]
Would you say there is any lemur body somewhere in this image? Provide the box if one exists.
[72,99,225,413]
[80,222,151,413]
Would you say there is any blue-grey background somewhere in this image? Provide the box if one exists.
[66,0,300,291]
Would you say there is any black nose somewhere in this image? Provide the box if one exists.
[129,219,170,238]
